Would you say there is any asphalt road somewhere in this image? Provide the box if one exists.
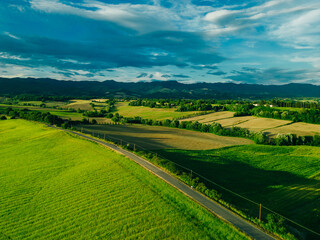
[61,128,276,240]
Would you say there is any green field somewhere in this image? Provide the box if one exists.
[156,145,320,234]
[0,104,83,119]
[0,119,247,240]
[19,101,67,108]
[115,102,202,120]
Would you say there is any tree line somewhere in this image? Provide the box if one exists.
[106,112,320,147]
[267,99,320,109]
[232,105,320,124]
[128,99,225,112]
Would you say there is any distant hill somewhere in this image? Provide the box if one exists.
[1,77,320,99]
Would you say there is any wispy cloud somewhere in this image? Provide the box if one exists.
[30,0,177,33]
[225,67,316,84]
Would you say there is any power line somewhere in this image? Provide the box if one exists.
[81,126,320,237]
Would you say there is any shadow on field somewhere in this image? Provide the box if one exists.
[79,125,174,149]
[156,148,320,234]
[77,124,253,150]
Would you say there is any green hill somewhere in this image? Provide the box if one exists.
[0,119,247,240]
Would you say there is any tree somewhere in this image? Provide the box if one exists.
[91,119,97,124]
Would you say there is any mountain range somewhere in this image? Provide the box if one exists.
[1,77,320,99]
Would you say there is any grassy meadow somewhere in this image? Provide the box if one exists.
[0,119,248,240]
[0,104,112,124]
[115,101,202,120]
[156,145,320,233]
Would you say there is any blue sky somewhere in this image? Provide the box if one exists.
[0,0,319,84]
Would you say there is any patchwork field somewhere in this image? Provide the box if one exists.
[265,122,320,137]
[215,116,256,127]
[78,124,254,150]
[182,111,320,138]
[0,120,247,240]
[236,118,291,132]
[63,99,94,110]
[115,101,202,120]
[181,111,235,123]
[156,145,320,235]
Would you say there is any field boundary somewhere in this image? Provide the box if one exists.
[52,126,277,240]
[260,122,295,133]
[72,126,320,239]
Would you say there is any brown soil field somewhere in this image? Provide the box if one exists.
[182,111,235,123]
[215,116,257,127]
[78,124,254,150]
[264,122,320,137]
[236,118,291,132]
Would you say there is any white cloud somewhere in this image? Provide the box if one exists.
[3,32,21,40]
[30,0,178,33]
[0,52,29,61]
[291,57,320,68]
[270,8,320,49]
[200,0,320,48]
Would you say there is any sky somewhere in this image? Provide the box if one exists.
[0,0,320,85]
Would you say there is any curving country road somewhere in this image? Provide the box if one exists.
[58,127,276,240]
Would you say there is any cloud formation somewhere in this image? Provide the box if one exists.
[0,0,319,84]
[226,67,316,84]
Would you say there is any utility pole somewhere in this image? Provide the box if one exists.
[259,204,262,222]
[81,127,83,133]
[190,170,192,186]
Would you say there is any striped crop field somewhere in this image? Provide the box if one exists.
[215,116,256,127]
[235,118,291,132]
[264,122,320,137]
[181,111,235,123]
[182,110,320,137]
[0,119,248,240]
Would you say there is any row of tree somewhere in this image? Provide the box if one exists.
[4,107,65,126]
[267,99,320,109]
[107,113,320,147]
[233,105,320,124]
[128,99,226,112]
